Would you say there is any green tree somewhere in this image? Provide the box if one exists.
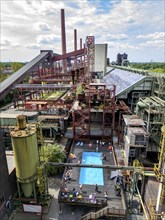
[130,62,165,74]
[42,143,66,176]
[11,62,24,72]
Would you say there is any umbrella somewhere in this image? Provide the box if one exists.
[110,170,124,184]
[110,170,123,179]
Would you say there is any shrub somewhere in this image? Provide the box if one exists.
[42,143,66,176]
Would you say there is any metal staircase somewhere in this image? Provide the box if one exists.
[80,206,126,220]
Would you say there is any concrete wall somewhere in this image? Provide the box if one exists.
[94,44,107,76]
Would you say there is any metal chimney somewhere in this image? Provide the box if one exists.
[61,9,67,73]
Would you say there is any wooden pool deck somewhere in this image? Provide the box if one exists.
[58,140,126,214]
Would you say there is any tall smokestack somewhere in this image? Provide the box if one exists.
[74,29,77,69]
[61,9,67,73]
[80,38,82,67]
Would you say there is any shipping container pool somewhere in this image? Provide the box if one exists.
[79,152,104,185]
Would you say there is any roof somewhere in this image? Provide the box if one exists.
[0,108,38,118]
[104,68,146,96]
[122,114,145,126]
[106,67,114,73]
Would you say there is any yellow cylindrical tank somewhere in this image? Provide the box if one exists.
[10,116,39,198]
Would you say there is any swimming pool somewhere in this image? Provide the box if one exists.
[79,152,104,185]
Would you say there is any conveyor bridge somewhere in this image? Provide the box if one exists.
[0,51,52,100]
[14,84,71,91]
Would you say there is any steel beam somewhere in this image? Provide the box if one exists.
[47,162,154,172]
[53,49,85,62]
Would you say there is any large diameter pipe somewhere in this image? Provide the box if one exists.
[17,115,26,130]
[47,162,154,172]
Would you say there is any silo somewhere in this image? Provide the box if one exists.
[10,115,39,198]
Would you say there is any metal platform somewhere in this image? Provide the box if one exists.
[58,141,126,215]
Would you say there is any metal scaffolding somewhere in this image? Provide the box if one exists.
[153,76,165,100]
[136,96,165,145]
[102,84,116,142]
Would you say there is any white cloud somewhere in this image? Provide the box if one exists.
[34,22,51,32]
[1,39,21,48]
[37,34,60,45]
[26,44,41,50]
[140,40,164,48]
[108,41,139,50]
[13,0,65,16]
[136,32,165,48]
[137,32,165,40]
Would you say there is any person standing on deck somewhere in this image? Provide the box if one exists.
[95,184,99,192]
[108,144,113,154]
[79,184,83,193]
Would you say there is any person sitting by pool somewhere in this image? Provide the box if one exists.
[79,184,83,193]
[102,153,107,160]
[71,188,78,198]
[115,183,121,197]
[69,153,76,159]
[89,193,96,203]
[77,193,83,200]
[101,141,105,146]
[61,191,65,196]
[64,187,69,193]
[74,191,79,197]
[108,145,113,154]
[64,170,72,183]
[104,191,108,200]
[64,175,70,183]
[60,188,69,200]
[66,169,72,176]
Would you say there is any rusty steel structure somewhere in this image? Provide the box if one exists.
[84,36,95,83]
[102,84,116,142]
[0,8,131,146]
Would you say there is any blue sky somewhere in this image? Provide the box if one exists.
[1,0,165,62]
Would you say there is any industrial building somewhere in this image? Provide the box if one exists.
[0,8,165,220]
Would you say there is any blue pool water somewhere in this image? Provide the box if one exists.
[79,152,104,185]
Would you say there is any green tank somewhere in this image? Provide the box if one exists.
[10,115,39,198]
